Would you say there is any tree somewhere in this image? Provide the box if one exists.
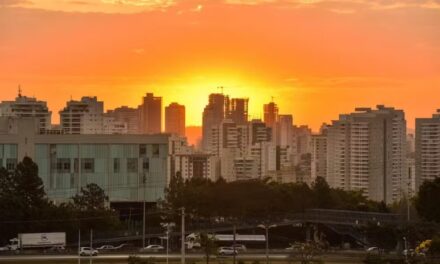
[312,177,334,209]
[198,232,217,264]
[415,178,440,222]
[72,183,108,211]
[14,156,48,208]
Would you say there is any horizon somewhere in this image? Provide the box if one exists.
[1,0,439,129]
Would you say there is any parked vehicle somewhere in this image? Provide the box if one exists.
[218,247,238,256]
[97,245,115,250]
[8,233,66,251]
[231,244,247,251]
[79,247,98,256]
[140,245,164,252]
[47,246,65,253]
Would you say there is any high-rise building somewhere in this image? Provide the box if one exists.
[165,102,185,136]
[0,90,52,133]
[202,93,229,150]
[249,119,272,144]
[263,101,278,128]
[276,115,293,146]
[415,110,440,189]
[60,96,104,134]
[229,98,249,125]
[140,93,162,134]
[106,106,140,134]
[326,105,407,203]
[311,129,328,181]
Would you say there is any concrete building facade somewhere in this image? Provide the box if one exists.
[0,117,170,204]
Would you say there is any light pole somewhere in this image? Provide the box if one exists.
[403,236,408,263]
[258,224,276,264]
[181,208,186,264]
[142,173,147,249]
[161,223,175,264]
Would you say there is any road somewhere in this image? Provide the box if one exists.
[0,252,366,263]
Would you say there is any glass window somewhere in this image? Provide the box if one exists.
[152,144,160,156]
[114,158,120,173]
[6,158,17,171]
[139,145,147,156]
[74,158,79,173]
[142,158,149,172]
[81,158,94,173]
[127,158,138,173]
[56,158,71,173]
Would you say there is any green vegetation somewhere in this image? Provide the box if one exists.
[161,174,389,223]
[415,178,440,223]
[0,157,121,244]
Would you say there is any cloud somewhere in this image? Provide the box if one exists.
[0,0,33,6]
[100,0,175,8]
[224,0,440,12]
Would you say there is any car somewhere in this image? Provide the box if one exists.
[97,245,115,250]
[286,244,302,251]
[0,246,10,252]
[231,244,247,251]
[79,247,98,256]
[139,245,165,252]
[48,246,65,253]
[218,247,238,256]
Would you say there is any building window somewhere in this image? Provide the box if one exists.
[74,158,79,173]
[114,158,120,173]
[139,145,147,156]
[81,158,95,173]
[143,158,149,172]
[127,158,138,173]
[56,158,71,173]
[152,144,160,156]
[6,158,17,171]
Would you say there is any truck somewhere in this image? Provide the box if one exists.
[8,232,66,251]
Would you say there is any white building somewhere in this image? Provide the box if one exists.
[415,109,440,189]
[0,91,52,134]
[106,106,140,134]
[326,105,407,203]
[60,96,104,134]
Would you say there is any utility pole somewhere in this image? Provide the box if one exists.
[78,229,81,264]
[143,174,147,248]
[407,167,411,222]
[181,208,186,264]
[233,225,237,264]
[90,229,93,264]
[258,224,276,264]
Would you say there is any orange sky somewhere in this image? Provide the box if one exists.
[0,0,439,131]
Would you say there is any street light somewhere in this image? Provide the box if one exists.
[161,223,175,264]
[258,224,277,264]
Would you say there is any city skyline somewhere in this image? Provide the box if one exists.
[1,0,439,130]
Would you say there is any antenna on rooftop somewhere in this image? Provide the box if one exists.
[271,96,275,103]
[18,85,22,98]
[217,86,224,94]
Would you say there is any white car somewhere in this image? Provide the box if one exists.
[140,245,165,252]
[231,244,247,252]
[218,247,238,256]
[97,245,115,250]
[79,247,98,256]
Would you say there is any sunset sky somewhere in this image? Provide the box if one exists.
[1,0,439,131]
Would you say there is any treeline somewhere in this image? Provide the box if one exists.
[161,174,389,222]
[0,157,120,244]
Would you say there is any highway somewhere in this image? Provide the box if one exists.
[0,252,366,263]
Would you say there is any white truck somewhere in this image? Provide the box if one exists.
[8,232,66,251]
